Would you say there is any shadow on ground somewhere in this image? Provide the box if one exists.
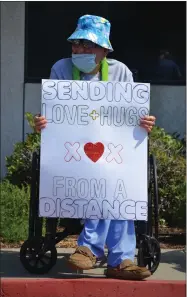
[0,249,186,279]
[160,250,186,273]
[0,250,104,278]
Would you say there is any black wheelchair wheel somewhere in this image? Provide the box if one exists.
[137,236,161,274]
[20,237,57,274]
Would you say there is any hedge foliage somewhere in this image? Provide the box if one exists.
[0,180,30,242]
[149,127,186,227]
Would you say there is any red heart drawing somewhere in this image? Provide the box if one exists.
[84,142,104,163]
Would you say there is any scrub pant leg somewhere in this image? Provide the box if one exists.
[78,219,136,267]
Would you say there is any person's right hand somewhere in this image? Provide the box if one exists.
[34,115,47,133]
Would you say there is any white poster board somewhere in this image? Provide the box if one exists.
[39,80,150,221]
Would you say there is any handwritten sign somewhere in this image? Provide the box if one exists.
[39,80,150,220]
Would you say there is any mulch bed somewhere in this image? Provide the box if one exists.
[1,228,185,250]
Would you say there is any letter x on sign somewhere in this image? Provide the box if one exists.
[64,142,81,162]
[106,143,123,164]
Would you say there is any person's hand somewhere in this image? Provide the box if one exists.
[140,115,156,133]
[34,115,47,133]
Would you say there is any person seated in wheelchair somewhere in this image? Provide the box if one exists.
[34,14,156,280]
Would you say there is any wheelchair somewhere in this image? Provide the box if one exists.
[20,149,161,275]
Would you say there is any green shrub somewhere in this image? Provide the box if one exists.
[5,113,40,186]
[149,127,186,227]
[0,180,30,242]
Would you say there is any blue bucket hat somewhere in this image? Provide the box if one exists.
[67,14,113,52]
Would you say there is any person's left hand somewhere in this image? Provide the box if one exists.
[140,115,156,133]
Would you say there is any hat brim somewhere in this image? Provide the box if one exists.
[67,29,113,52]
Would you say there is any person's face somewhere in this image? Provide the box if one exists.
[71,39,108,64]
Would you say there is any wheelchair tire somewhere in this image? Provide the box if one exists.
[20,237,57,274]
[137,236,161,274]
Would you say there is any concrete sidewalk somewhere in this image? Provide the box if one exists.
[0,248,186,280]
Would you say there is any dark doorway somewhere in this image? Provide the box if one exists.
[25,1,186,83]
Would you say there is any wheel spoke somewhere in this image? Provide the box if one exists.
[29,254,37,261]
[152,258,157,265]
[39,258,49,266]
[27,249,36,258]
[151,246,155,255]
[42,254,51,261]
[36,257,40,267]
[29,258,37,267]
[148,261,152,271]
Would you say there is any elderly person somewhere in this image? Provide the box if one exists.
[34,15,156,280]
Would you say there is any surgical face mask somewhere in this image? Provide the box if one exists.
[72,54,98,73]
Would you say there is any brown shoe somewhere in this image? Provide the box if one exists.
[68,246,96,270]
[105,259,151,280]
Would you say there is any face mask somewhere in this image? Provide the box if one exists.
[72,54,98,73]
